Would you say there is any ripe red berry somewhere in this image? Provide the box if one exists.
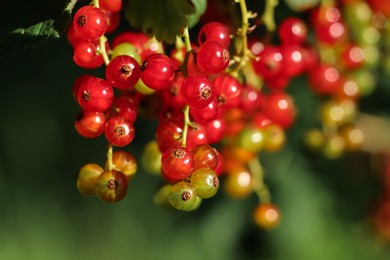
[105,116,135,146]
[75,110,106,138]
[73,6,108,41]
[196,41,230,74]
[198,22,231,48]
[263,91,296,129]
[308,64,342,95]
[141,54,175,90]
[99,0,122,12]
[213,74,243,108]
[105,55,141,90]
[155,117,183,152]
[278,17,308,45]
[77,77,114,112]
[106,96,138,124]
[161,146,195,182]
[190,98,219,124]
[252,45,283,80]
[73,40,103,69]
[180,74,214,109]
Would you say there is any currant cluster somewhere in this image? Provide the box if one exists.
[67,0,390,230]
[303,0,385,158]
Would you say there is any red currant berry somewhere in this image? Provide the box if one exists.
[213,74,243,108]
[252,45,283,80]
[155,117,183,153]
[263,91,296,129]
[104,11,121,34]
[141,54,175,90]
[190,98,219,124]
[99,0,122,12]
[105,116,135,146]
[203,118,226,144]
[253,203,281,229]
[106,55,141,90]
[75,110,106,138]
[198,22,231,48]
[77,77,114,112]
[180,74,214,109]
[95,170,128,203]
[73,6,108,41]
[308,64,342,95]
[161,146,195,181]
[73,74,93,101]
[106,150,137,179]
[196,41,230,74]
[106,96,138,124]
[73,40,103,69]
[278,17,308,45]
[192,144,219,170]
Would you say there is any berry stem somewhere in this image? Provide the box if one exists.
[248,158,271,203]
[93,0,110,65]
[180,25,194,149]
[106,143,114,170]
[262,0,278,32]
[229,0,256,76]
[181,105,190,148]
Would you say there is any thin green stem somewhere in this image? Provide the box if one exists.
[106,143,114,171]
[99,36,110,65]
[180,26,193,149]
[262,0,278,32]
[229,0,256,76]
[181,105,190,148]
[248,158,271,203]
[93,0,99,8]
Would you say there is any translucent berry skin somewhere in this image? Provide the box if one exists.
[77,77,114,112]
[105,55,141,90]
[77,163,104,196]
[105,116,135,147]
[186,124,209,150]
[73,6,108,41]
[190,168,219,199]
[95,170,128,203]
[104,11,121,34]
[196,41,230,74]
[203,118,226,144]
[168,182,197,211]
[278,17,308,45]
[73,40,102,68]
[106,150,137,179]
[192,144,219,170]
[238,127,265,152]
[180,74,214,109]
[263,91,296,129]
[224,168,252,198]
[141,54,175,90]
[190,98,219,124]
[252,46,283,80]
[253,203,281,229]
[99,0,122,12]
[106,96,138,124]
[280,45,305,77]
[213,74,243,108]
[161,146,195,182]
[73,74,93,100]
[308,64,342,95]
[198,22,231,48]
[75,110,106,138]
[239,85,263,114]
[155,117,183,153]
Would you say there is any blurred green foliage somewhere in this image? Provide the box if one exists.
[1,1,390,260]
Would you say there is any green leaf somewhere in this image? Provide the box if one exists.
[187,0,207,28]
[12,20,60,38]
[125,0,196,44]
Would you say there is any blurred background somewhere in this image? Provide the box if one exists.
[1,0,390,259]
